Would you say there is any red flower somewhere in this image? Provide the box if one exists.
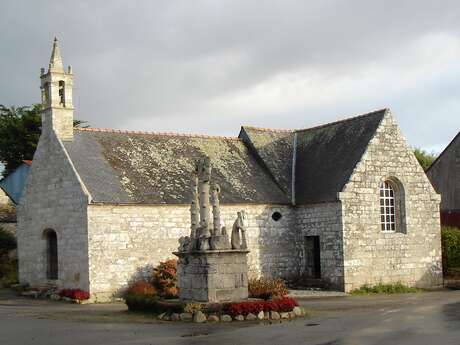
[59,288,90,300]
[227,297,298,317]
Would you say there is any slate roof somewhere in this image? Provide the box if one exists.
[64,130,290,204]
[426,131,460,174]
[63,109,387,206]
[239,127,295,200]
[294,109,387,204]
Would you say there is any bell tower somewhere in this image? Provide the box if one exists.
[40,37,74,141]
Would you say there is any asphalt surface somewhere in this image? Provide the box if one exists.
[1,289,460,345]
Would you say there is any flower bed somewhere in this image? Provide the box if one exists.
[227,297,298,317]
[59,288,90,301]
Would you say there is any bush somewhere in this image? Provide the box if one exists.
[59,289,90,300]
[183,302,203,314]
[126,281,157,297]
[152,259,178,299]
[226,297,298,317]
[0,258,18,287]
[0,227,18,287]
[248,277,288,300]
[0,227,16,253]
[350,282,422,295]
[442,226,460,275]
[125,294,184,314]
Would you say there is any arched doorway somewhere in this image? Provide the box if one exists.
[44,229,58,280]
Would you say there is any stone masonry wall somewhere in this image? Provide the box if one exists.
[340,112,443,292]
[296,203,344,290]
[17,130,90,290]
[87,204,295,301]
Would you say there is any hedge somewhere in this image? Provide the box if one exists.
[442,226,460,273]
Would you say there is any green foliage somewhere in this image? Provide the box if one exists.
[248,277,288,300]
[414,148,437,171]
[125,294,184,314]
[0,227,18,287]
[441,226,460,275]
[0,104,87,177]
[350,282,423,295]
[0,227,16,253]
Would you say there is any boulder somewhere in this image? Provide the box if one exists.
[49,294,61,301]
[234,315,244,321]
[171,313,180,321]
[180,313,193,322]
[288,311,296,319]
[280,312,290,319]
[220,314,232,322]
[193,311,207,323]
[257,311,265,320]
[270,311,280,320]
[246,313,257,321]
[293,306,303,317]
[208,315,220,322]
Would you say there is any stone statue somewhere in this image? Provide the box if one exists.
[181,157,246,252]
[231,211,248,250]
[197,157,211,238]
[178,236,191,252]
[211,184,221,236]
[175,159,251,303]
[190,173,199,240]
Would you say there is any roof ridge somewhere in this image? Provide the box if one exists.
[74,127,241,141]
[241,126,294,133]
[295,108,389,133]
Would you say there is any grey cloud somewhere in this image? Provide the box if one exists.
[0,0,459,152]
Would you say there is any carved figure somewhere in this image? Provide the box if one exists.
[231,211,248,250]
[197,158,212,238]
[211,184,221,236]
[178,236,191,252]
[190,173,199,240]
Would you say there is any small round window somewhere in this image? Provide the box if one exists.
[272,212,282,221]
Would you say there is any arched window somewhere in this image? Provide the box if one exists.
[379,178,406,233]
[44,229,58,280]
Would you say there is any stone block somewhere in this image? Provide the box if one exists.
[220,314,232,322]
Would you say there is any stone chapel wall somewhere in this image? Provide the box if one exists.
[339,112,443,292]
[17,131,90,290]
[87,204,295,301]
[295,202,344,290]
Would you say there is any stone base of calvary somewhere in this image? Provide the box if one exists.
[174,157,249,303]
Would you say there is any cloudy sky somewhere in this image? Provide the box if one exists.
[1,1,459,152]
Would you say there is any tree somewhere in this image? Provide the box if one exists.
[414,148,437,171]
[0,104,87,176]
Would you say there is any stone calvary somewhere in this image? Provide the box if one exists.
[174,157,249,302]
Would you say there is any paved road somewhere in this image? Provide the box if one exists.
[1,289,460,345]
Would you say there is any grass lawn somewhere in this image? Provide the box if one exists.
[350,282,424,295]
